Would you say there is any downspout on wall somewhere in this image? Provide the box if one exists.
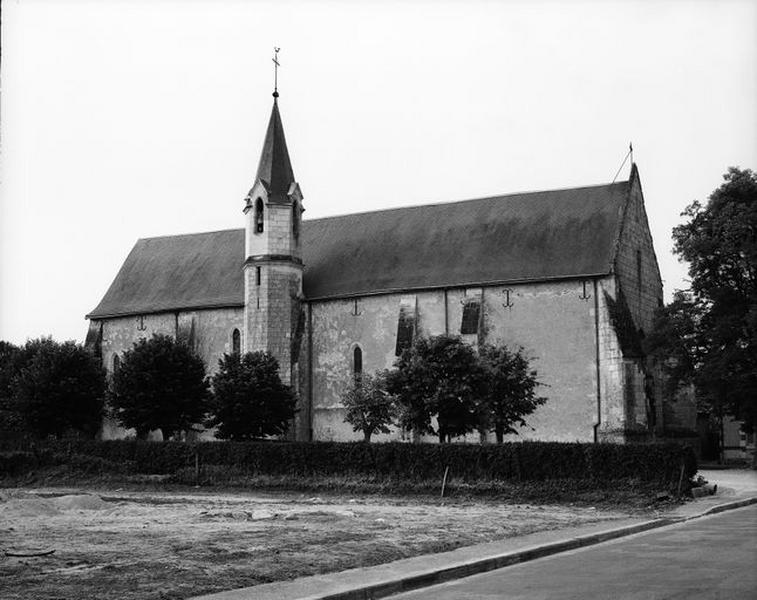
[593,278,602,443]
[443,289,449,334]
[307,302,314,441]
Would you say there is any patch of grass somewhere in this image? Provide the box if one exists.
[163,465,665,509]
[2,463,669,510]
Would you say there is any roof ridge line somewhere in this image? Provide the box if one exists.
[305,180,631,222]
[129,179,631,242]
[137,227,243,242]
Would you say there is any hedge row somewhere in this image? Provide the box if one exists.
[1,440,697,485]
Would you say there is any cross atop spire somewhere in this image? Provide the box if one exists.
[272,47,280,98]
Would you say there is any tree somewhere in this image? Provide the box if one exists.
[341,372,396,442]
[644,291,704,399]
[0,341,22,430]
[385,335,485,443]
[8,338,106,438]
[673,168,757,430]
[479,344,546,443]
[649,167,757,460]
[1,339,55,430]
[207,351,296,440]
[110,334,209,440]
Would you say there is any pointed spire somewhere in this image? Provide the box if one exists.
[254,99,296,203]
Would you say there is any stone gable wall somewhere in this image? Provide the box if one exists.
[613,175,664,335]
[600,174,669,439]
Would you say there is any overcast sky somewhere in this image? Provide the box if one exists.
[1,0,756,345]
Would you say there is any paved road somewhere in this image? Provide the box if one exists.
[391,505,757,599]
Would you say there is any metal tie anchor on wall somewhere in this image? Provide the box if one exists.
[579,280,592,301]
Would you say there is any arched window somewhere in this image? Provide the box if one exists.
[113,354,120,375]
[232,329,241,355]
[353,346,363,382]
[292,202,300,239]
[254,198,264,233]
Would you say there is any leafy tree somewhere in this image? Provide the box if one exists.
[341,372,396,442]
[644,291,704,399]
[385,335,485,443]
[479,344,546,443]
[9,338,106,438]
[110,334,209,440]
[649,167,757,460]
[207,351,296,440]
[1,339,57,429]
[0,341,22,430]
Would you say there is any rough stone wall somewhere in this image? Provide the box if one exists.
[595,278,644,441]
[244,262,302,385]
[480,281,598,443]
[307,278,603,443]
[245,188,301,260]
[604,171,666,439]
[96,307,243,440]
[613,172,664,334]
[294,304,313,441]
[266,204,300,257]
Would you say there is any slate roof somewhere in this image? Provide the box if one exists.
[87,180,630,319]
[250,100,295,204]
[88,230,246,318]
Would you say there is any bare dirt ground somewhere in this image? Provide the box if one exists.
[1,487,638,600]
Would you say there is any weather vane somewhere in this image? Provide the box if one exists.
[272,47,281,98]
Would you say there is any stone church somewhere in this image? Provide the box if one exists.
[86,91,678,444]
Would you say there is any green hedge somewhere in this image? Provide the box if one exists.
[0,451,44,477]
[1,440,697,485]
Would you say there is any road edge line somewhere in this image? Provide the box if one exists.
[310,498,757,600]
[190,496,757,600]
[327,518,676,600]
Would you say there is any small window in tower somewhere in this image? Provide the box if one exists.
[636,249,642,289]
[255,198,264,233]
[256,266,261,286]
[232,329,241,355]
[292,202,300,239]
[113,354,120,375]
[353,346,363,382]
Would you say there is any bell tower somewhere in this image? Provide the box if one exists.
[243,54,304,385]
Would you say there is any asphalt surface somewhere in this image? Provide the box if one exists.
[390,504,757,600]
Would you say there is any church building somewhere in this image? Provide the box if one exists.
[86,86,681,444]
